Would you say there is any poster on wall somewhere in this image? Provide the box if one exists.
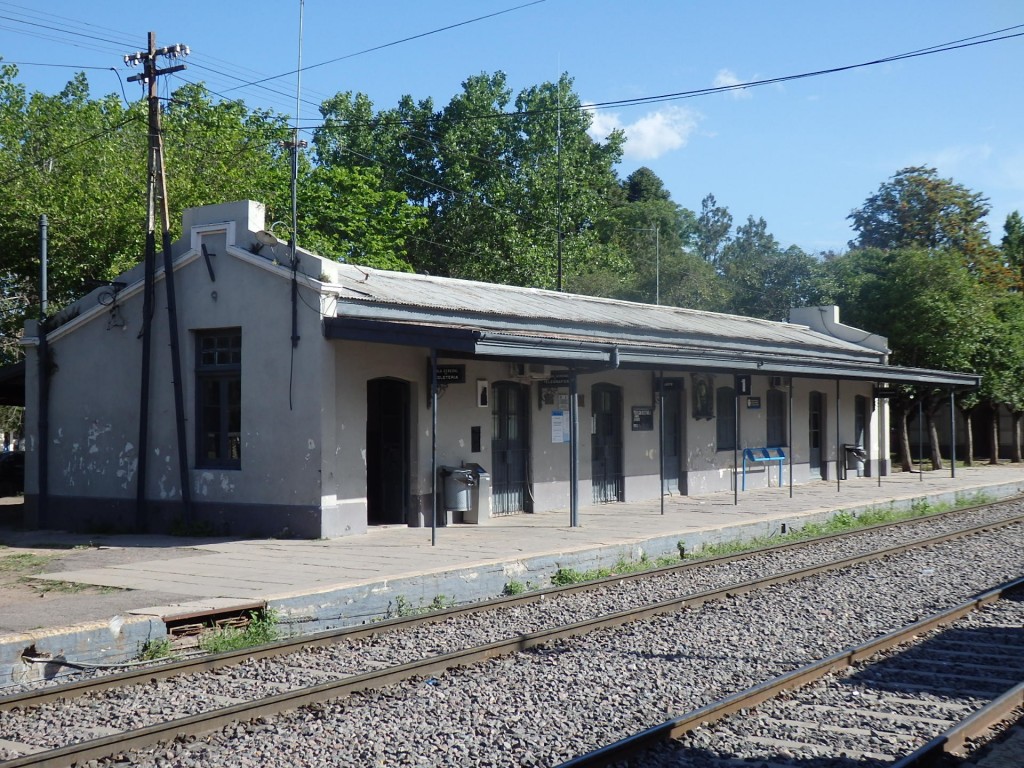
[551,410,570,443]
[631,406,654,431]
[692,373,714,420]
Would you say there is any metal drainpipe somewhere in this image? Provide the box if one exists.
[430,349,438,547]
[877,391,883,487]
[658,372,664,515]
[788,377,793,498]
[835,379,841,492]
[733,387,739,506]
[569,371,579,527]
[161,230,191,522]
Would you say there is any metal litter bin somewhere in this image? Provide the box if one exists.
[843,444,867,478]
[440,466,474,512]
[462,463,491,524]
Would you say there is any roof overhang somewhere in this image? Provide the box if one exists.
[322,317,979,389]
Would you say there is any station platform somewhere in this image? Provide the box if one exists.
[2,464,1024,686]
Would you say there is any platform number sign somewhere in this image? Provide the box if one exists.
[735,374,752,396]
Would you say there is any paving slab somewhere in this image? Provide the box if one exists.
[1,465,1023,687]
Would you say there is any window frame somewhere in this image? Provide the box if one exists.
[715,386,736,451]
[766,388,788,448]
[195,328,242,470]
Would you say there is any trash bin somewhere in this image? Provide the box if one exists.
[440,466,474,513]
[843,444,867,478]
[462,463,491,524]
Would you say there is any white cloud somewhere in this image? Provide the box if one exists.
[919,144,994,175]
[586,105,701,161]
[713,68,752,99]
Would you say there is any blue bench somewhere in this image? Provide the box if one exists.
[742,447,786,491]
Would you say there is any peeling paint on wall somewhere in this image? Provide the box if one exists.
[87,420,112,455]
[116,443,137,489]
[196,472,215,497]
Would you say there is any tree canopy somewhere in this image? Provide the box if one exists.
[0,65,1017,472]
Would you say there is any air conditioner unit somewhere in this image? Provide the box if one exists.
[526,364,550,380]
[510,363,550,380]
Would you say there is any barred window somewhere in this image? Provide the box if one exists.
[716,386,736,451]
[766,388,787,447]
[196,329,241,469]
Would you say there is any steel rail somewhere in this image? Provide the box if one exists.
[890,682,1024,767]
[4,497,1020,713]
[557,575,1024,767]
[3,513,1022,767]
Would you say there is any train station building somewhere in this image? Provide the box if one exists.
[16,201,979,538]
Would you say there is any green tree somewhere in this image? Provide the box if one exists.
[718,216,824,320]
[298,164,423,271]
[695,193,732,266]
[848,166,991,252]
[972,292,1024,463]
[313,73,625,289]
[1002,210,1024,288]
[824,246,990,469]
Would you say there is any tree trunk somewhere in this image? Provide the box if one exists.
[957,406,975,466]
[926,407,943,471]
[989,403,1001,465]
[967,412,975,465]
[1013,412,1023,463]
[894,403,913,472]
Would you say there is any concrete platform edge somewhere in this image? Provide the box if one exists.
[3,478,1021,688]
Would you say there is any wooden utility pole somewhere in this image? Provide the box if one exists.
[125,33,192,529]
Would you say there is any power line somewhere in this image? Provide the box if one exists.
[298,24,1024,132]
[219,0,548,95]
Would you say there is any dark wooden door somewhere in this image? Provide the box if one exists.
[809,390,825,479]
[366,378,410,525]
[661,381,682,494]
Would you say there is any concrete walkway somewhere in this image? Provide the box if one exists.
[2,464,1023,685]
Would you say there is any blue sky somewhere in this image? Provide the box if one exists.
[1,0,1021,254]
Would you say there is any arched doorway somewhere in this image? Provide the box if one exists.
[492,381,531,515]
[809,390,826,480]
[660,379,684,494]
[592,383,624,503]
[366,378,410,525]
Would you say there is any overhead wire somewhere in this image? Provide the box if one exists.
[1,15,1019,251]
[218,0,548,95]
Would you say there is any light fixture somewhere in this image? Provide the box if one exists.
[256,221,287,247]
[256,230,279,247]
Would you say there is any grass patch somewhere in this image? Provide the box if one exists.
[386,594,456,618]
[198,610,280,654]
[138,637,176,662]
[502,580,527,596]
[550,552,679,586]
[0,552,54,572]
[544,491,1000,586]
[688,491,997,560]
[23,578,125,595]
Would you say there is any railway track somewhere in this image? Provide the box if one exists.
[1,501,1023,766]
[561,578,1024,767]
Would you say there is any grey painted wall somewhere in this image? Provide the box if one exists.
[20,200,892,539]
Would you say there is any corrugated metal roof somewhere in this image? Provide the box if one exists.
[328,265,880,359]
